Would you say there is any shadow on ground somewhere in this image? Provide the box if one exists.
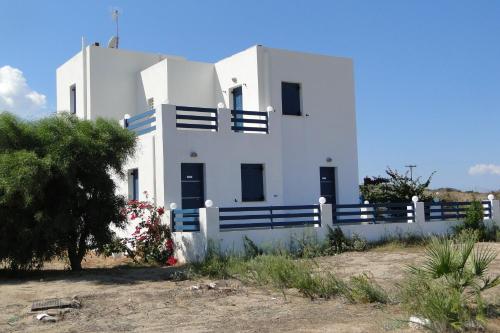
[0,265,190,286]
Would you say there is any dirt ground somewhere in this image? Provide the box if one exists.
[1,244,500,333]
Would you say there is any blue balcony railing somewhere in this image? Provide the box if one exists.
[125,109,156,135]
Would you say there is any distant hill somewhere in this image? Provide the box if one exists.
[427,188,500,202]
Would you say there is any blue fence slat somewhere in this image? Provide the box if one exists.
[174,216,199,223]
[231,110,266,116]
[173,208,199,214]
[133,126,156,136]
[177,123,218,130]
[219,205,318,212]
[127,110,155,125]
[176,106,217,113]
[127,117,156,130]
[231,126,268,132]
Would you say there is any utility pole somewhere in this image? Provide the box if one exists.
[405,164,417,181]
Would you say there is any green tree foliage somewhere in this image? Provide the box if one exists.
[360,167,434,203]
[0,112,136,270]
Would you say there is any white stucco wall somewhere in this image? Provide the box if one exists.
[262,47,359,205]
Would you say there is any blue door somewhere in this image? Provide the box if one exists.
[232,86,243,130]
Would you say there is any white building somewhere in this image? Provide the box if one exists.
[56,44,360,211]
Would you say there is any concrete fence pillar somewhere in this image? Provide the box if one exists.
[217,106,231,134]
[319,203,333,235]
[198,207,220,258]
[413,202,426,224]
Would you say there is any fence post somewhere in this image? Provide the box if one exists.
[199,206,220,258]
[412,196,425,224]
[488,194,500,225]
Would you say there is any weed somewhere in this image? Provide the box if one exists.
[347,273,389,304]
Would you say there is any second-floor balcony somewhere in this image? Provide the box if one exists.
[124,104,271,136]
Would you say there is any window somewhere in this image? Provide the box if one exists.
[232,86,243,131]
[128,169,139,200]
[70,84,76,114]
[281,82,301,116]
[241,164,264,201]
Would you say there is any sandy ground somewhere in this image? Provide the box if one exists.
[1,245,500,333]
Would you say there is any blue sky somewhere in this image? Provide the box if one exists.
[0,0,499,191]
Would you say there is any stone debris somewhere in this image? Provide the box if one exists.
[189,281,238,292]
[36,313,58,323]
[409,316,430,329]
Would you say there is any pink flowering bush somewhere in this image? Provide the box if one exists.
[123,193,176,266]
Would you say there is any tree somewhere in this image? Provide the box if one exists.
[360,167,434,203]
[0,112,136,270]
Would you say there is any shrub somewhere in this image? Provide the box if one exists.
[123,196,176,266]
[326,226,348,254]
[360,167,434,203]
[243,236,262,259]
[349,233,368,252]
[453,200,486,240]
[399,232,500,331]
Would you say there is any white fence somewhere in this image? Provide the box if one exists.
[170,197,500,263]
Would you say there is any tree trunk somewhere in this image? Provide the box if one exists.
[68,248,82,271]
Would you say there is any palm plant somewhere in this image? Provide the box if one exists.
[401,231,500,331]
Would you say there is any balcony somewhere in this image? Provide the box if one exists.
[124,105,270,136]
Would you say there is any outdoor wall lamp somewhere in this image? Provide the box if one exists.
[326,157,332,163]
[190,151,198,158]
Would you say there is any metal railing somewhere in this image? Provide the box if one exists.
[219,205,320,230]
[230,110,269,133]
[125,109,156,135]
[333,202,415,224]
[424,201,492,221]
[171,208,200,232]
[176,106,218,131]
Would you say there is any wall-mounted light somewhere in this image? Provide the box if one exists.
[190,151,198,158]
[231,77,237,83]
[319,197,327,204]
[169,203,177,210]
[266,106,274,112]
[217,102,225,109]
[205,199,213,208]
[326,157,332,163]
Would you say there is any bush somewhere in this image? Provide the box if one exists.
[453,200,486,240]
[399,232,500,331]
[122,197,176,266]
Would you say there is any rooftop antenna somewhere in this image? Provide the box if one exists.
[108,8,120,48]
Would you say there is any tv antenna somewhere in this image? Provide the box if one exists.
[405,164,417,180]
[108,8,120,48]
